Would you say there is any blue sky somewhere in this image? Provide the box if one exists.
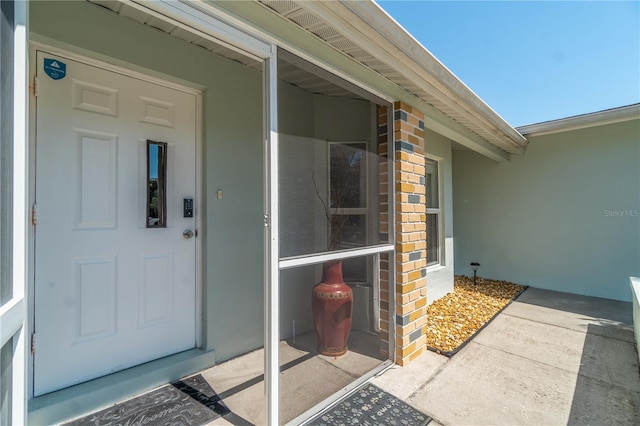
[377,1,640,127]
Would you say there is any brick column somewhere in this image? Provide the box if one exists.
[377,106,391,359]
[393,102,428,365]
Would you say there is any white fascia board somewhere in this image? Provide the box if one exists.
[129,0,271,60]
[517,104,640,137]
[205,1,510,161]
[334,0,527,152]
[425,105,510,162]
[197,0,391,102]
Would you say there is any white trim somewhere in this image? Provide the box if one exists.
[264,47,280,426]
[188,1,393,105]
[28,43,205,397]
[372,253,380,333]
[128,0,270,61]
[193,86,203,349]
[12,0,27,310]
[306,1,526,152]
[425,157,443,267]
[194,0,511,162]
[0,299,23,349]
[26,29,37,406]
[279,244,395,270]
[10,1,28,423]
[517,104,640,137]
[426,264,446,274]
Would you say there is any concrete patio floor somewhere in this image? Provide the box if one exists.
[202,330,386,425]
[64,287,639,425]
[372,287,640,425]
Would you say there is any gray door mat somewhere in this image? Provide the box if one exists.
[307,383,431,425]
[64,374,230,426]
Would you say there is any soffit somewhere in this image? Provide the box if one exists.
[257,0,527,155]
[88,0,526,156]
[88,0,365,101]
[88,0,264,71]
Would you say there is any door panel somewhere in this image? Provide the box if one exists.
[34,51,198,396]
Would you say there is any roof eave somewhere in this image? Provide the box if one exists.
[517,104,640,137]
[208,0,521,159]
[333,0,527,153]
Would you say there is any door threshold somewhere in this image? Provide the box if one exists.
[28,348,216,425]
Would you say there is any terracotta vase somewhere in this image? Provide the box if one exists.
[312,260,353,356]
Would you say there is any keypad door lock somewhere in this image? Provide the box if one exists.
[183,198,193,218]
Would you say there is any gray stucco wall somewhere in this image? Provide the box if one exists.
[453,119,640,301]
[31,1,264,362]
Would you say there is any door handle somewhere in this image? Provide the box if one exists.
[183,229,194,239]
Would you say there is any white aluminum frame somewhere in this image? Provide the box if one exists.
[264,47,280,426]
[280,245,394,270]
[0,1,28,424]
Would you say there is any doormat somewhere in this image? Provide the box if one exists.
[64,374,230,426]
[307,383,431,426]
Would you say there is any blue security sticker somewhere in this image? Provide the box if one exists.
[44,58,66,80]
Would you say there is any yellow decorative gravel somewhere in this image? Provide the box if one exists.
[426,275,526,353]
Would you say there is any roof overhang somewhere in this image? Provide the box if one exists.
[251,0,527,159]
[200,0,525,161]
[103,0,526,161]
[517,104,640,137]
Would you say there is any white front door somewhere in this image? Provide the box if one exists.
[33,51,198,396]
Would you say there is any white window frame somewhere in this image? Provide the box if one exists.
[327,141,370,284]
[426,157,443,268]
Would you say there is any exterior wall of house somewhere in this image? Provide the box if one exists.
[424,129,454,304]
[30,1,459,370]
[453,119,640,302]
[31,1,265,362]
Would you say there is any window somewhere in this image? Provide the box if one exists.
[146,141,167,228]
[329,142,369,282]
[426,159,441,266]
